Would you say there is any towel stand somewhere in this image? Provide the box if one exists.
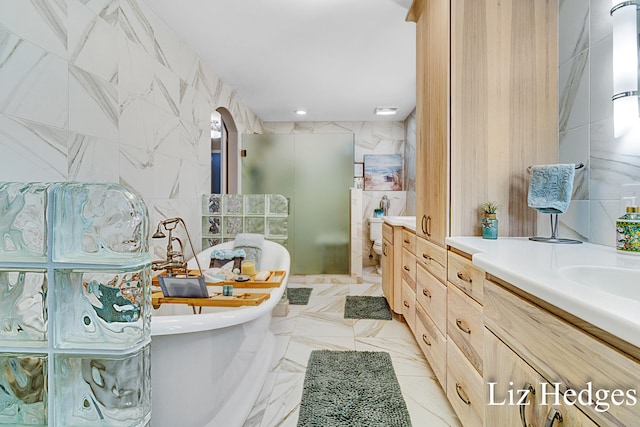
[528,162,584,244]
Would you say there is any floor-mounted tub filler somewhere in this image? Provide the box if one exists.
[150,240,290,427]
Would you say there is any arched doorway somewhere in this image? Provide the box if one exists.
[211,107,239,194]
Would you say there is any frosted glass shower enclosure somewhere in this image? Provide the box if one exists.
[242,133,354,274]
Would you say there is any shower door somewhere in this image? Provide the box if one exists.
[242,133,354,274]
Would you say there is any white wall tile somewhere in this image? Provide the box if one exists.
[589,199,619,246]
[0,30,69,128]
[590,0,613,45]
[69,65,119,140]
[68,0,119,85]
[0,115,68,182]
[68,131,119,182]
[589,35,613,124]
[559,125,590,199]
[559,0,590,64]
[0,0,67,58]
[559,49,590,132]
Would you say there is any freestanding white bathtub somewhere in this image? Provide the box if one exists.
[150,240,290,427]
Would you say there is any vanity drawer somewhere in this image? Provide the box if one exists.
[447,250,485,304]
[401,229,416,254]
[401,247,416,292]
[382,222,394,242]
[484,279,640,427]
[447,284,483,374]
[416,237,447,283]
[401,280,416,332]
[416,264,447,335]
[447,340,484,427]
[415,303,446,388]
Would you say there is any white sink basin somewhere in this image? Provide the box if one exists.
[558,266,640,302]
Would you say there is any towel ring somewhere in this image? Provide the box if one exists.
[526,163,584,174]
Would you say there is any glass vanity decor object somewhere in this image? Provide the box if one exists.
[479,201,501,239]
[0,182,151,427]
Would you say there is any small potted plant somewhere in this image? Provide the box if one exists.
[479,201,501,239]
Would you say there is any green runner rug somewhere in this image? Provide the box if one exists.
[344,296,392,320]
[298,350,412,427]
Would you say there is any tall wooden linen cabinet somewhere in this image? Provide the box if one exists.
[409,0,558,244]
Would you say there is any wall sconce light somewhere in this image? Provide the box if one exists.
[611,0,640,137]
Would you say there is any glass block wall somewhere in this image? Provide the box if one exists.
[202,194,289,249]
[0,182,152,427]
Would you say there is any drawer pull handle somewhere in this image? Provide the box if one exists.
[403,266,410,272]
[403,300,410,308]
[455,383,471,405]
[519,382,535,427]
[422,334,432,346]
[422,289,431,299]
[455,318,471,334]
[456,272,472,283]
[404,239,410,244]
[422,254,432,261]
[544,408,563,427]
[382,242,388,256]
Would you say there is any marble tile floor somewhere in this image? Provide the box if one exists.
[243,267,462,427]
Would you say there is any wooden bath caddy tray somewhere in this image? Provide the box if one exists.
[152,270,285,288]
[151,290,270,309]
[219,270,286,288]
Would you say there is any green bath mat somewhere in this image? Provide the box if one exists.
[288,287,312,305]
[298,350,412,427]
[344,296,392,320]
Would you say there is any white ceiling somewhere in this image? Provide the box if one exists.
[144,0,416,122]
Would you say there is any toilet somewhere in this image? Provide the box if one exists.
[368,217,384,257]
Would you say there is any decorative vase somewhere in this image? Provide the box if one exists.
[482,213,498,239]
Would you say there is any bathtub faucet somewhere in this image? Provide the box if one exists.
[151,217,203,277]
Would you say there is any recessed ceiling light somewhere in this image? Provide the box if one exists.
[295,109,307,115]
[374,106,398,116]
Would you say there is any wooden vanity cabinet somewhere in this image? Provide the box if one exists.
[484,279,640,426]
[381,222,403,313]
[485,330,599,427]
[412,0,448,247]
[446,249,486,426]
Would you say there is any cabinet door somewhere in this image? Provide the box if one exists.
[414,0,449,246]
[381,237,395,312]
[485,329,599,427]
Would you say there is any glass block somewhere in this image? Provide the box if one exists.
[0,354,47,426]
[223,217,242,236]
[244,217,265,234]
[0,182,49,261]
[201,238,221,249]
[204,194,221,214]
[51,183,149,264]
[203,216,221,236]
[243,195,265,215]
[223,194,242,214]
[0,270,47,346]
[267,195,288,215]
[54,266,151,350]
[53,346,151,427]
[266,218,288,237]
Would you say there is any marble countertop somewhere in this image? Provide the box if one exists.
[383,215,416,232]
[446,237,640,348]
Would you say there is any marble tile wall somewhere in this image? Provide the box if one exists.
[557,0,640,246]
[262,121,409,267]
[0,0,263,260]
